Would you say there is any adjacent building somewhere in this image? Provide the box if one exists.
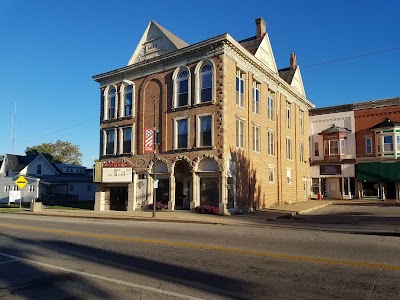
[92,18,315,213]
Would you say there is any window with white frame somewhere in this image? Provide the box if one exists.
[236,69,245,107]
[314,142,319,156]
[300,142,305,162]
[123,84,133,117]
[122,127,132,154]
[377,135,381,153]
[197,115,212,147]
[365,137,372,154]
[252,124,260,152]
[176,69,189,107]
[286,101,291,129]
[199,65,212,103]
[12,185,19,191]
[286,137,292,160]
[397,136,400,152]
[4,185,10,192]
[268,90,275,121]
[383,135,393,152]
[105,129,115,155]
[175,118,189,149]
[268,130,275,156]
[107,87,116,119]
[252,81,260,114]
[340,139,346,154]
[268,165,275,182]
[299,110,304,135]
[236,118,245,149]
[324,139,339,155]
[29,185,35,192]
[286,168,292,184]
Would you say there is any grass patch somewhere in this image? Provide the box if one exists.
[45,201,94,210]
[0,208,26,213]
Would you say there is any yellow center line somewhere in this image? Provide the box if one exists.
[2,223,399,272]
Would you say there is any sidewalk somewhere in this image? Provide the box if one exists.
[21,200,333,227]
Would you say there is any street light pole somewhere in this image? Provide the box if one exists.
[153,95,157,218]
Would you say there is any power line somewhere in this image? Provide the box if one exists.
[301,47,400,69]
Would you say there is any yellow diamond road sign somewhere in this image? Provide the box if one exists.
[15,176,28,189]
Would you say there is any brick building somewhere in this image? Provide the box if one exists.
[92,18,314,213]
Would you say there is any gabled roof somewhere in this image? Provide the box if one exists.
[370,118,400,130]
[319,124,351,135]
[127,20,189,65]
[278,67,296,85]
[6,154,39,173]
[239,36,262,55]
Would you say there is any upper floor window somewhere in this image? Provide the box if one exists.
[268,90,275,121]
[197,115,212,147]
[122,127,132,154]
[252,81,260,114]
[108,88,116,119]
[299,110,304,135]
[175,118,189,149]
[37,164,42,175]
[365,137,372,154]
[268,165,275,182]
[324,139,339,155]
[236,119,245,149]
[314,142,320,157]
[300,142,305,163]
[106,130,115,155]
[268,130,275,156]
[174,69,190,107]
[123,85,133,117]
[200,65,212,103]
[383,135,393,152]
[286,101,291,129]
[252,124,260,152]
[236,69,245,107]
[286,137,292,160]
[340,139,346,155]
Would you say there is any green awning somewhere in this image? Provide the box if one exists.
[357,162,400,182]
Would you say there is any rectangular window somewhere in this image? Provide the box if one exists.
[198,115,212,147]
[377,136,381,153]
[268,165,275,182]
[4,185,10,192]
[106,130,115,155]
[286,168,292,184]
[365,137,372,154]
[340,139,346,155]
[252,125,260,152]
[383,135,393,152]
[397,136,400,152]
[268,130,275,156]
[299,110,304,135]
[236,70,245,108]
[329,140,339,155]
[37,164,42,175]
[236,119,245,149]
[176,118,189,149]
[122,127,132,154]
[286,137,292,160]
[300,142,305,162]
[13,185,19,191]
[252,81,260,114]
[314,142,320,156]
[268,90,275,121]
[286,101,291,129]
[69,185,74,192]
[29,185,35,192]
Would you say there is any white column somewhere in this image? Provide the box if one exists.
[168,171,175,211]
[192,172,198,209]
[341,177,345,199]
[347,178,351,198]
[219,172,228,215]
[113,128,117,155]
[127,173,137,211]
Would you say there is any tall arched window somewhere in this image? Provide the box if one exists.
[108,88,116,119]
[177,70,189,107]
[124,85,133,117]
[200,65,212,103]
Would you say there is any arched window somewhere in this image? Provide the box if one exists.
[177,70,189,107]
[200,65,212,103]
[108,88,116,119]
[123,85,133,117]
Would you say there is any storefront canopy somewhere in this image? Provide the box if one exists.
[357,162,400,182]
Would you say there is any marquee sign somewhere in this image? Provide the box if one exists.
[102,160,132,168]
[102,167,133,183]
[320,165,341,175]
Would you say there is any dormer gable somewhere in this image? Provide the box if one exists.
[19,154,59,176]
[127,20,189,65]
[279,53,306,97]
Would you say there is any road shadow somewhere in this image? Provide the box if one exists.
[1,233,260,300]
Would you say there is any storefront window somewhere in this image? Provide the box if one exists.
[200,177,219,207]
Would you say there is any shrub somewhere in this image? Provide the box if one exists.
[149,202,168,210]
[195,205,220,215]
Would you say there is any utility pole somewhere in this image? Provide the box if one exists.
[153,95,157,218]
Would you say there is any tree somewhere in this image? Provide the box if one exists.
[25,140,82,165]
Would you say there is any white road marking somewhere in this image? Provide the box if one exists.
[0,252,204,300]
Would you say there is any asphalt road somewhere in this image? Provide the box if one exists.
[0,213,399,299]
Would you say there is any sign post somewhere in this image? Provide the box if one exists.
[15,175,28,211]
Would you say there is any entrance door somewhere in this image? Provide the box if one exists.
[110,187,127,211]
[328,181,337,199]
[175,178,190,210]
[386,182,396,199]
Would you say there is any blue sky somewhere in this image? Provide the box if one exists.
[1,0,399,167]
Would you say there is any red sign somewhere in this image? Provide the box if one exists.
[102,160,132,168]
[144,128,154,153]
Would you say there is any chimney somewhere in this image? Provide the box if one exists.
[255,18,266,40]
[290,53,297,70]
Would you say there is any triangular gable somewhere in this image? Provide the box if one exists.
[254,33,277,73]
[291,67,306,97]
[128,20,189,65]
[20,154,59,176]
